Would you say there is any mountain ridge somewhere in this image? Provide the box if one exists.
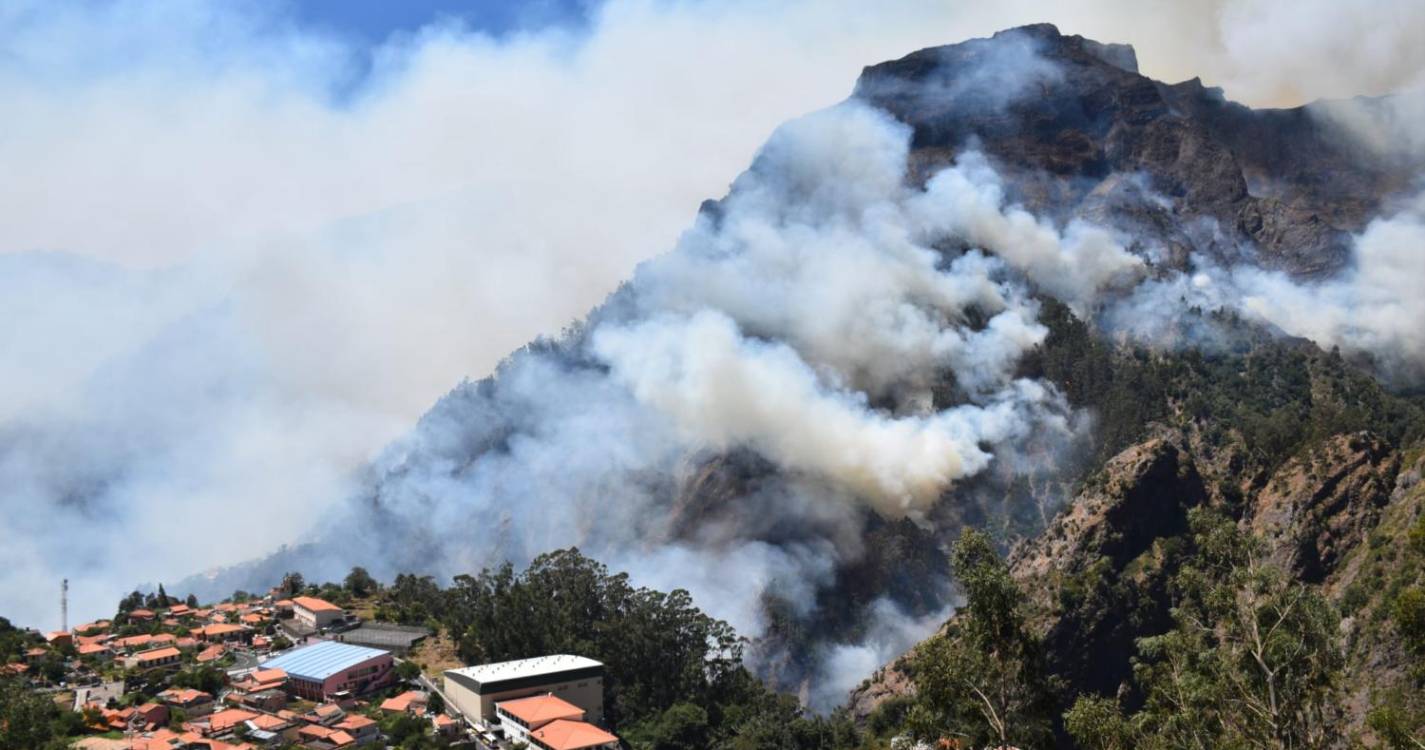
[175,25,1425,736]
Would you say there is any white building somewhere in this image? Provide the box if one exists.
[443,655,604,727]
[495,694,585,745]
[291,596,343,630]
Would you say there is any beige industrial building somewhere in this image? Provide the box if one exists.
[443,655,604,727]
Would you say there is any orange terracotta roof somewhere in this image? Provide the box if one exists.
[248,668,287,683]
[380,690,428,713]
[132,646,181,663]
[158,688,212,704]
[314,703,344,717]
[337,714,376,730]
[150,634,176,644]
[196,645,226,662]
[299,724,337,739]
[201,623,248,637]
[207,707,259,732]
[291,596,342,613]
[531,719,620,750]
[45,630,70,641]
[497,694,584,725]
[77,643,111,656]
[249,714,288,731]
[329,730,356,747]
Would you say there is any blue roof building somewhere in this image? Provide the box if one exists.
[259,640,395,699]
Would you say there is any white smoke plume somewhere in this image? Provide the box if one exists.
[1176,196,1425,379]
[3,0,1424,711]
[243,98,1132,710]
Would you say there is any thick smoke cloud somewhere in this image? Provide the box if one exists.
[3,0,1423,708]
[256,98,1132,708]
[1111,195,1425,380]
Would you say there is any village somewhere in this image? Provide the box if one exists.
[1,582,621,750]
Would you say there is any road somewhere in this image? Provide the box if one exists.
[408,660,499,749]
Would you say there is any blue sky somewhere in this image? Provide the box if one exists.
[286,0,599,45]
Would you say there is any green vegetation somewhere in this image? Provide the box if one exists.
[904,529,1055,748]
[1065,509,1346,749]
[1026,300,1425,474]
[0,676,85,750]
[369,549,871,748]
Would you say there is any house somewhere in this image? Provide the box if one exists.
[113,634,155,652]
[149,633,177,647]
[24,647,48,662]
[77,642,113,661]
[74,620,111,635]
[298,724,356,749]
[167,604,193,618]
[379,690,428,716]
[529,719,621,750]
[199,623,251,643]
[196,644,227,663]
[496,694,585,745]
[128,727,249,750]
[444,655,605,726]
[76,633,111,647]
[291,597,344,630]
[132,703,169,730]
[240,613,267,627]
[236,689,287,713]
[246,713,291,733]
[129,727,250,750]
[128,609,156,622]
[307,702,346,725]
[234,668,288,694]
[125,646,182,670]
[191,707,259,737]
[432,713,460,738]
[335,714,379,745]
[257,641,394,701]
[176,637,200,651]
[44,631,72,648]
[157,687,215,716]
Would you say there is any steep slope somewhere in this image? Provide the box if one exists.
[850,361,1425,742]
[183,24,1423,712]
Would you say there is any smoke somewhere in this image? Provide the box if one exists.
[214,97,1134,711]
[1,0,1062,630]
[3,0,1424,710]
[1209,197,1425,379]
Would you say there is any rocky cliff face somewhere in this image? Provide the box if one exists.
[850,426,1423,739]
[853,24,1411,279]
